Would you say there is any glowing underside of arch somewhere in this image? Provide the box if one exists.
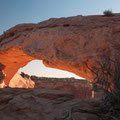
[19,60,84,79]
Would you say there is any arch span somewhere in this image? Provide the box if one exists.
[18,60,83,79]
[0,14,120,86]
[0,47,89,86]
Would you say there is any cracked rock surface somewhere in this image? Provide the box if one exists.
[0,88,99,120]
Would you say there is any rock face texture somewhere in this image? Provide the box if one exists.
[34,78,93,99]
[0,63,6,88]
[9,72,35,88]
[0,48,34,86]
[0,14,120,85]
[0,88,99,120]
[8,72,93,99]
[0,63,5,82]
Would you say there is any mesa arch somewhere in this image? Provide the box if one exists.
[18,60,83,79]
[0,14,120,87]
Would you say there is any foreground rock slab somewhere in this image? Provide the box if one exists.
[0,88,99,120]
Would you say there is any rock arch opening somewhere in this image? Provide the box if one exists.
[18,60,84,79]
[0,47,91,89]
[8,60,93,99]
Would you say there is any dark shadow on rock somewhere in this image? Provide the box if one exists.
[0,62,5,82]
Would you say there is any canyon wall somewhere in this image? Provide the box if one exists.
[34,79,93,99]
[9,72,93,99]
[0,14,120,86]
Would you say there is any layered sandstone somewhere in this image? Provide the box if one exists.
[0,88,100,120]
[34,78,93,99]
[9,72,93,99]
[0,14,120,85]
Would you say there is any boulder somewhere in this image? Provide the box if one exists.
[9,72,35,88]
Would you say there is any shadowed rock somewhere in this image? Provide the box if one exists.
[0,63,5,83]
[0,88,99,120]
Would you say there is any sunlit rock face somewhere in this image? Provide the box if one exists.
[9,72,35,88]
[0,48,34,86]
[0,14,120,86]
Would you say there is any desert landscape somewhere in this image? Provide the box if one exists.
[0,72,104,120]
[1,1,120,120]
[1,13,120,119]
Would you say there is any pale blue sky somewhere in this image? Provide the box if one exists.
[1,0,120,34]
[0,0,120,78]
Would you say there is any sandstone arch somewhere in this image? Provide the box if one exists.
[0,14,120,86]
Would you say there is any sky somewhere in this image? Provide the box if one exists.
[19,60,82,79]
[0,0,120,78]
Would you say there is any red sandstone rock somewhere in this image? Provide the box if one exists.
[0,63,5,87]
[8,72,93,99]
[34,79,93,99]
[0,88,99,120]
[0,14,120,85]
[9,72,35,88]
[0,71,4,82]
[0,62,5,71]
[0,48,34,86]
